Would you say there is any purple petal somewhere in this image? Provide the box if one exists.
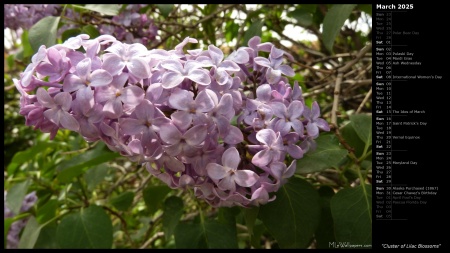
[120,118,146,135]
[188,69,211,86]
[195,90,215,113]
[159,123,182,144]
[75,86,94,114]
[218,176,236,192]
[134,100,154,120]
[270,46,284,58]
[53,92,72,111]
[253,57,271,68]
[266,68,281,84]
[196,56,214,67]
[206,163,229,180]
[306,123,319,138]
[315,118,330,131]
[36,88,55,108]
[223,126,243,145]
[278,65,295,77]
[59,111,80,131]
[218,60,240,72]
[256,129,276,146]
[184,60,203,73]
[256,84,272,102]
[170,111,193,132]
[128,139,143,154]
[252,149,273,167]
[227,49,249,64]
[288,101,304,119]
[271,102,287,119]
[89,70,113,87]
[311,101,321,119]
[121,86,145,106]
[184,124,207,146]
[269,162,286,179]
[287,144,303,159]
[63,74,85,93]
[234,170,259,187]
[103,99,123,118]
[164,155,185,172]
[216,94,234,118]
[222,147,240,170]
[128,43,148,58]
[291,119,304,136]
[214,68,229,85]
[208,45,224,65]
[164,143,183,157]
[102,53,126,76]
[162,71,185,89]
[43,108,60,125]
[161,59,183,73]
[128,58,150,80]
[179,175,195,188]
[168,89,192,111]
[76,58,92,80]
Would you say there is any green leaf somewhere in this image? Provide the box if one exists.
[341,121,366,158]
[296,133,348,174]
[84,164,112,191]
[21,30,34,58]
[28,16,60,53]
[243,207,259,235]
[330,184,372,247]
[34,222,59,249]
[315,186,336,249]
[4,218,14,248]
[350,114,372,146]
[322,4,356,51]
[259,177,320,248]
[163,196,184,240]
[143,185,171,215]
[56,205,113,249]
[110,191,134,211]
[250,222,265,249]
[36,199,58,224]
[81,25,100,39]
[7,141,58,176]
[156,4,174,18]
[243,20,263,46]
[288,9,313,27]
[83,4,121,16]
[6,179,31,214]
[358,4,372,16]
[57,144,120,183]
[174,220,238,249]
[18,216,42,249]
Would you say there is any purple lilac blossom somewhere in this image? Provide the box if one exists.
[14,34,329,207]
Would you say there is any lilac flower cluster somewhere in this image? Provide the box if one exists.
[4,191,38,249]
[98,4,158,46]
[14,35,329,207]
[4,4,158,47]
[4,4,62,31]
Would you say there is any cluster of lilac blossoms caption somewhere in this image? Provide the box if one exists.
[14,34,329,207]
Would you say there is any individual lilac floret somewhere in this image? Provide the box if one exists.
[250,129,285,167]
[304,101,330,138]
[207,147,259,193]
[161,60,211,89]
[36,88,80,131]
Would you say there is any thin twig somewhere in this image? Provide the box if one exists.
[356,87,372,114]
[140,232,164,249]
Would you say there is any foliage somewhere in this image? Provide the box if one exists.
[4,4,372,249]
